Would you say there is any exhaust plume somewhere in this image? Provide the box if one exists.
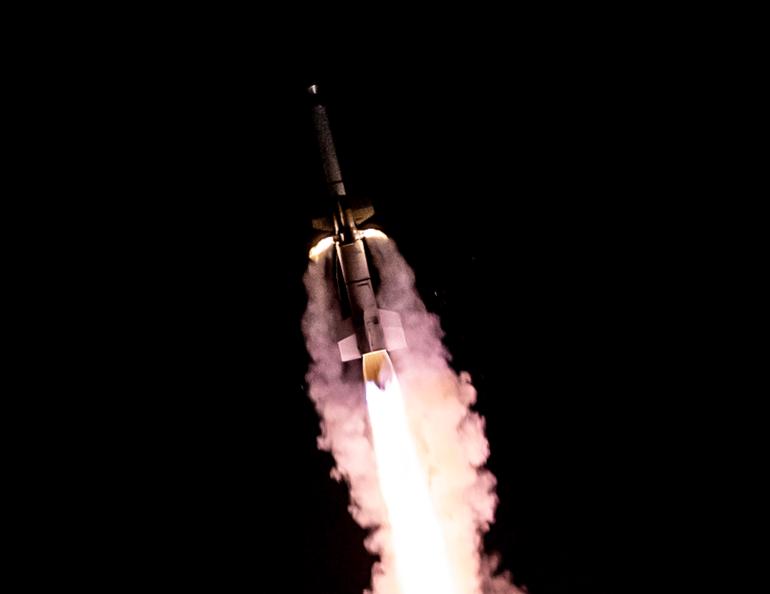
[303,235,523,594]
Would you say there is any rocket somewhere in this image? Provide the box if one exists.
[307,84,406,386]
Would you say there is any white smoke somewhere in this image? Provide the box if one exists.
[302,236,524,594]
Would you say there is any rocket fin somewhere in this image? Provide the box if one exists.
[352,205,375,225]
[378,309,407,351]
[312,217,334,232]
[383,326,407,351]
[346,196,375,225]
[338,334,362,361]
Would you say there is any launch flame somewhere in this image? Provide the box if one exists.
[303,235,524,594]
[308,236,335,261]
[365,358,456,594]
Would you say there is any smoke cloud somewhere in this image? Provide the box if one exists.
[302,236,524,594]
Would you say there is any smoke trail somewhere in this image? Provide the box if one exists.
[302,236,524,594]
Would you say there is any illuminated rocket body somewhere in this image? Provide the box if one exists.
[308,85,406,375]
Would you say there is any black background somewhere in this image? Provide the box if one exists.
[53,22,715,594]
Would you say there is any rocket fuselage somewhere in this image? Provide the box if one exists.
[308,85,405,366]
[336,240,387,356]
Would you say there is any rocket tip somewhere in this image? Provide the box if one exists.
[308,84,318,95]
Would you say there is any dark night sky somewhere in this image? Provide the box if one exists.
[67,27,710,594]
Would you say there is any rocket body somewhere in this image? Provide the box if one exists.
[308,85,406,371]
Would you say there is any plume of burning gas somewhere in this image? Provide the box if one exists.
[302,236,523,594]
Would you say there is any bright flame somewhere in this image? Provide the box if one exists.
[308,236,335,261]
[308,230,387,262]
[360,228,388,241]
[365,370,457,594]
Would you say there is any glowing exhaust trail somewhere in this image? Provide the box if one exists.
[364,352,456,594]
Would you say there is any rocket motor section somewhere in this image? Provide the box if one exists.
[336,238,407,362]
[337,240,385,355]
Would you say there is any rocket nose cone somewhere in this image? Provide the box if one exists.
[308,84,318,95]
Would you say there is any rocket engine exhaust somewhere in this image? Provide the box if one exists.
[362,351,394,390]
[365,370,457,594]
